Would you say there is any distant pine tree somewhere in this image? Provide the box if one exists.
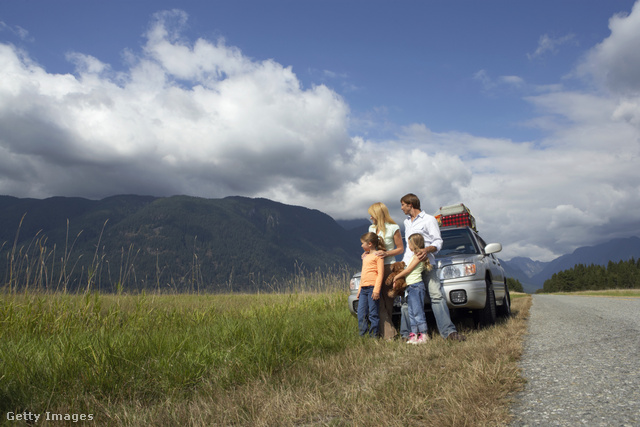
[542,258,640,292]
[506,277,524,293]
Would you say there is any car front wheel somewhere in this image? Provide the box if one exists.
[474,280,496,327]
[497,285,511,318]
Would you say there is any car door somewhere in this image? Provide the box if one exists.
[476,234,506,298]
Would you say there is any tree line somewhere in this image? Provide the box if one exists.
[541,258,640,293]
[506,277,524,293]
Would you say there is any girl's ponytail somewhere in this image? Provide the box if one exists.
[408,233,430,268]
[361,232,386,251]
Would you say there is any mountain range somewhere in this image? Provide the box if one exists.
[0,195,362,292]
[1,194,638,293]
[500,236,640,293]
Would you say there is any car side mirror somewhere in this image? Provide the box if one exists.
[484,243,502,255]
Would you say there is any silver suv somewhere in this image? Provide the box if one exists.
[348,226,510,326]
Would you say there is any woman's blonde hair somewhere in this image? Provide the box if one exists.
[368,202,396,236]
[360,232,386,252]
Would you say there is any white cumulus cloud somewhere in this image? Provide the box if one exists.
[578,1,640,94]
[1,6,640,263]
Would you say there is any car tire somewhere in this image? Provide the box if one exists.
[497,285,511,318]
[474,280,496,327]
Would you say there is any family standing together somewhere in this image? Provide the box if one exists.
[357,193,466,343]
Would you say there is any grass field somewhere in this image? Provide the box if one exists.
[549,289,640,297]
[1,291,532,426]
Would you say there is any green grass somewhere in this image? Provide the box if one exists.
[510,292,529,299]
[550,289,640,297]
[0,291,360,417]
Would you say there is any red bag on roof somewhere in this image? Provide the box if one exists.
[434,203,477,231]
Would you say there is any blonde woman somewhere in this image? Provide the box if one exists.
[367,202,404,340]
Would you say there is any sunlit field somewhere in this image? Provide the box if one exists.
[1,289,532,425]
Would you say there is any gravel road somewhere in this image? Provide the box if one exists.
[510,294,640,426]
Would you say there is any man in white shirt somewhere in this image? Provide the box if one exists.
[400,193,465,341]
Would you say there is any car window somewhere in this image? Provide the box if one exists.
[437,228,479,257]
[476,235,487,251]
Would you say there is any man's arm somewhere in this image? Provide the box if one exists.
[416,215,442,261]
[416,245,437,261]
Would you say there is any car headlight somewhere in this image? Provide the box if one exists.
[440,263,477,280]
[349,276,360,291]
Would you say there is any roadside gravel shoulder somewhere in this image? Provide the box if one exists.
[510,294,640,426]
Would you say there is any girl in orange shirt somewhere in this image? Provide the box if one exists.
[357,232,386,337]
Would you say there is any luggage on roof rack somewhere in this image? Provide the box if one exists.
[434,203,477,231]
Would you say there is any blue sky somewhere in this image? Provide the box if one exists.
[4,1,633,140]
[1,0,640,261]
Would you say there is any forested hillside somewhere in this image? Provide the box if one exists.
[0,195,362,292]
[542,258,640,293]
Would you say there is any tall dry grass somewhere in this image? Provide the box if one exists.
[1,219,354,295]
[180,296,531,426]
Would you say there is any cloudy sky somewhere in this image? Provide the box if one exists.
[1,0,640,261]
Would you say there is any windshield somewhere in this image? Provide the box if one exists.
[436,228,479,257]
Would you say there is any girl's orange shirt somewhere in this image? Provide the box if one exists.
[360,252,384,294]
